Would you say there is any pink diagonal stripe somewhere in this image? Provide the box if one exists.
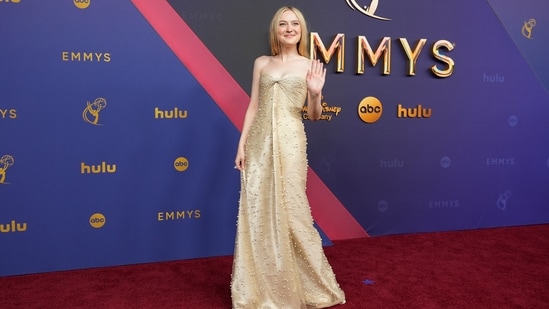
[131,0,368,240]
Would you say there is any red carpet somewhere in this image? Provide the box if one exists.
[1,225,548,308]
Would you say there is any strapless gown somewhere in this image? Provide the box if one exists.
[231,74,345,309]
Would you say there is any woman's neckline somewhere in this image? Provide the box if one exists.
[260,72,304,80]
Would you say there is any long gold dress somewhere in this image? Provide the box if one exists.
[231,73,345,309]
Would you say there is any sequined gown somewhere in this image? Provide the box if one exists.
[231,73,345,309]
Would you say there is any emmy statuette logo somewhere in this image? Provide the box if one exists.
[0,155,14,184]
[83,97,107,126]
[521,18,536,39]
[345,0,391,21]
[497,191,512,211]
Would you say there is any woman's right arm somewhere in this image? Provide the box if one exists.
[235,56,266,170]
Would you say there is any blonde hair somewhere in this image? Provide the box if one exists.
[269,6,309,57]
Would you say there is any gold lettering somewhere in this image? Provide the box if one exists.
[0,220,27,233]
[310,32,345,72]
[158,210,201,221]
[320,114,332,121]
[71,52,81,61]
[357,36,391,75]
[399,38,427,76]
[0,109,17,119]
[431,40,455,78]
[302,103,341,121]
[321,102,342,116]
[60,52,111,62]
[309,32,454,78]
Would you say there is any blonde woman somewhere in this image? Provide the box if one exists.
[231,6,346,309]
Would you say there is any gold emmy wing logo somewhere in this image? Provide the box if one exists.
[83,97,107,126]
[73,0,90,9]
[345,0,391,21]
[521,18,536,39]
[0,155,14,184]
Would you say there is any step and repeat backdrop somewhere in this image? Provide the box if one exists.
[1,0,548,276]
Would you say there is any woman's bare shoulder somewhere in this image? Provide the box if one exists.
[301,56,313,65]
[292,56,312,73]
[254,55,273,66]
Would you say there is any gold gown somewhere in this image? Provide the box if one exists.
[231,73,345,309]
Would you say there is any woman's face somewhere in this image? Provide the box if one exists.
[277,10,301,47]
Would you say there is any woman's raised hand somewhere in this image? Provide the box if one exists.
[306,59,326,96]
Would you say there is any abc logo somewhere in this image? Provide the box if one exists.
[440,156,451,168]
[89,213,106,228]
[377,200,389,212]
[174,157,189,172]
[73,0,90,9]
[358,96,383,123]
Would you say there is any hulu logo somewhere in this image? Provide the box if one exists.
[397,104,432,118]
[155,107,188,119]
[0,220,27,233]
[81,162,117,174]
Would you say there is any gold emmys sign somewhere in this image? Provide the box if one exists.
[312,0,455,78]
[310,33,455,78]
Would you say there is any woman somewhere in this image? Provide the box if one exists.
[231,6,346,309]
